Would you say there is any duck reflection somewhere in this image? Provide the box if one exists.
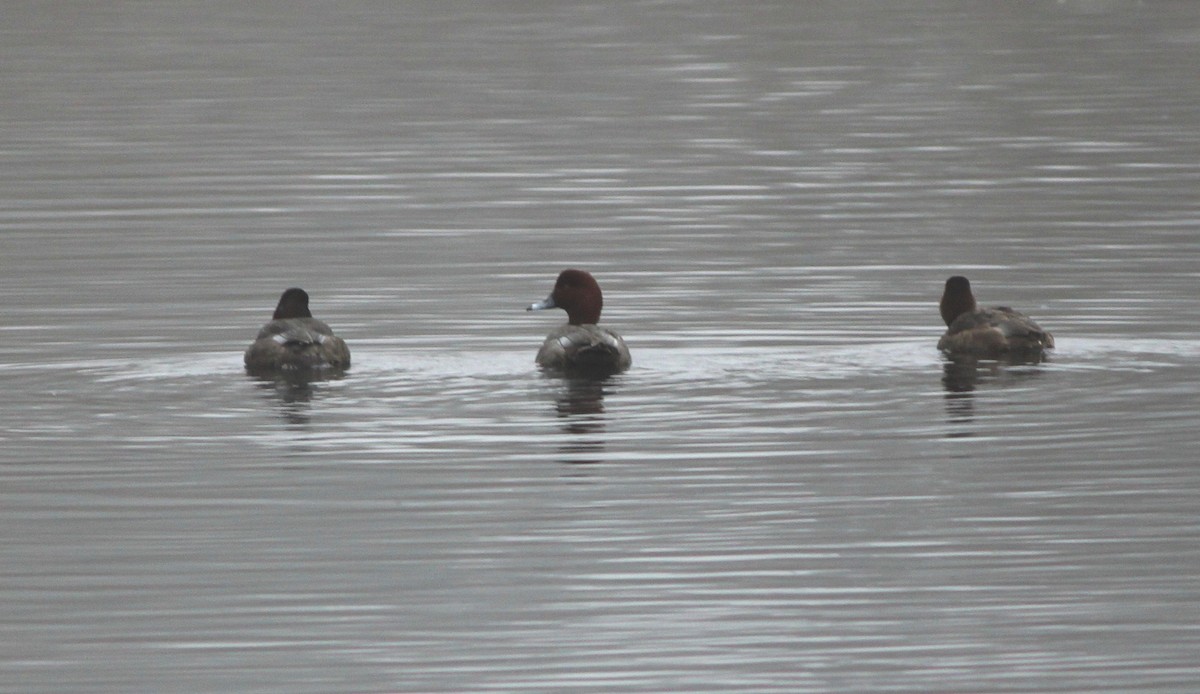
[246,367,346,427]
[941,353,1048,435]
[942,356,981,433]
[546,374,612,465]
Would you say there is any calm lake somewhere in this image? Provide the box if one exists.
[2,2,1199,692]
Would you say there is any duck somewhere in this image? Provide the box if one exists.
[938,276,1054,356]
[244,288,350,371]
[527,269,631,374]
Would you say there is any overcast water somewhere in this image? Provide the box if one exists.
[2,2,1199,692]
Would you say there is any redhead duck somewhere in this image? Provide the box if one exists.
[527,269,631,374]
[244,288,350,371]
[938,276,1054,356]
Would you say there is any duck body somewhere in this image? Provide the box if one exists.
[938,276,1053,357]
[528,269,631,375]
[244,288,350,371]
[245,317,350,370]
[535,323,632,373]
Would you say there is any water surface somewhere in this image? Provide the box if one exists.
[2,2,1199,692]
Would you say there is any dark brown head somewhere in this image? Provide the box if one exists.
[940,276,977,327]
[527,269,604,326]
[273,287,313,320]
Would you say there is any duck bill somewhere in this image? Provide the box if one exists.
[527,295,557,312]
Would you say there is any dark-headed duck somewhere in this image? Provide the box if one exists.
[938,276,1054,356]
[527,269,631,374]
[244,288,350,371]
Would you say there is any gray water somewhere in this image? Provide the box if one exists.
[3,2,1200,692]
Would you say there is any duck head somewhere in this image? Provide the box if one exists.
[273,287,314,320]
[940,276,977,327]
[527,269,604,325]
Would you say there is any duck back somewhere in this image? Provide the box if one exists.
[536,324,631,375]
[938,307,1054,355]
[245,317,350,371]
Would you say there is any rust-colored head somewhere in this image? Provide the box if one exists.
[527,269,604,326]
[272,287,314,320]
[940,276,977,327]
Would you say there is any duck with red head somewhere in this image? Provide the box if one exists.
[938,276,1054,357]
[527,269,631,374]
[244,288,351,372]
